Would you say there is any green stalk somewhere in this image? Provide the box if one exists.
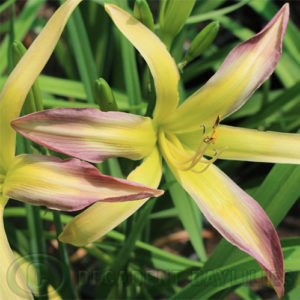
[25,204,48,300]
[7,2,15,73]
[52,211,77,300]
[60,1,98,104]
[0,0,15,14]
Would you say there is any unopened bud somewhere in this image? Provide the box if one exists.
[134,0,154,32]
[94,78,118,112]
[183,21,219,65]
[159,0,196,49]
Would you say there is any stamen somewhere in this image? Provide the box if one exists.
[213,115,221,129]
[192,163,211,174]
[191,149,223,174]
[178,115,222,172]
[180,143,210,171]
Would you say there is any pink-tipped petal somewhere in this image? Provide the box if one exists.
[3,154,163,211]
[59,147,162,246]
[12,108,156,163]
[159,132,284,296]
[165,4,289,133]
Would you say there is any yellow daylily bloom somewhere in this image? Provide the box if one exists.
[0,1,162,298]
[12,3,300,297]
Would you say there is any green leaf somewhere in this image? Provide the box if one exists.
[0,0,45,74]
[193,0,226,14]
[0,0,14,14]
[118,30,142,113]
[61,2,98,103]
[234,285,262,300]
[240,82,300,128]
[4,207,203,272]
[0,75,141,111]
[171,238,300,300]
[186,0,250,25]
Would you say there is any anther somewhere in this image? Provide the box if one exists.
[200,124,206,135]
[213,115,221,129]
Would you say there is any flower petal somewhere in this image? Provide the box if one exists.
[3,154,163,211]
[159,132,284,297]
[209,125,300,164]
[12,108,156,163]
[165,4,289,133]
[105,4,179,123]
[0,0,82,170]
[59,147,162,246]
[178,125,300,164]
[0,200,33,299]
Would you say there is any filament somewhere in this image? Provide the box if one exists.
[177,115,222,173]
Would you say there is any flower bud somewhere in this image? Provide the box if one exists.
[183,21,219,66]
[94,78,118,111]
[133,0,154,32]
[159,0,196,49]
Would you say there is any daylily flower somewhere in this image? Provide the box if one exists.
[12,3,300,297]
[0,1,162,298]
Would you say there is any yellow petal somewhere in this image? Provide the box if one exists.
[12,108,156,163]
[177,124,300,164]
[105,4,179,123]
[59,147,162,246]
[208,125,300,164]
[159,132,284,296]
[0,199,33,299]
[165,4,289,133]
[0,0,82,170]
